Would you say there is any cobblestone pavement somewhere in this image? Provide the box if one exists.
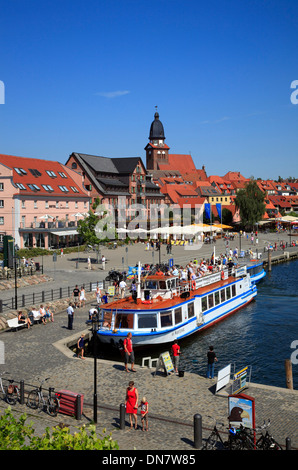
[0,300,297,451]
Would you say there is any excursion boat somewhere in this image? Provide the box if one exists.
[97,262,258,348]
[238,258,266,284]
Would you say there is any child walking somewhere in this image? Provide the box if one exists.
[139,397,149,431]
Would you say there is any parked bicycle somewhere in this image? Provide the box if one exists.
[27,377,60,417]
[228,424,255,450]
[255,420,283,450]
[0,371,20,405]
[202,416,229,450]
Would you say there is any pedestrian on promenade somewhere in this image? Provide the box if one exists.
[124,332,136,372]
[18,311,31,328]
[45,305,54,322]
[77,333,85,359]
[125,381,138,430]
[79,286,86,308]
[39,304,46,324]
[87,257,91,270]
[67,302,74,330]
[101,255,106,270]
[171,339,181,375]
[119,279,127,298]
[207,345,218,379]
[95,285,101,305]
[139,396,149,432]
[72,285,80,308]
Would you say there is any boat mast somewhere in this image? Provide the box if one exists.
[137,261,141,300]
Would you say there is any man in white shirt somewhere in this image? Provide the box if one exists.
[67,302,74,330]
[119,279,127,298]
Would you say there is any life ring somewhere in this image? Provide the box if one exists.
[191,280,196,290]
[221,271,225,280]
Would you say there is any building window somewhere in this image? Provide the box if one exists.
[34,201,37,209]
[45,201,49,209]
[22,200,26,209]
[75,201,78,209]
[0,183,4,191]
[0,200,3,208]
[0,217,4,225]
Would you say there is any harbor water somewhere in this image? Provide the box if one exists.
[100,259,298,390]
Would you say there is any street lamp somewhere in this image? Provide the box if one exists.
[91,311,100,423]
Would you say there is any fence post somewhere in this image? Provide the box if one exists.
[0,300,2,313]
[42,291,45,303]
[193,413,202,449]
[22,294,25,307]
[119,403,125,429]
[60,288,62,299]
[20,380,25,405]
[51,289,53,301]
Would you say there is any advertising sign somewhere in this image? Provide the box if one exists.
[232,366,249,394]
[228,393,255,431]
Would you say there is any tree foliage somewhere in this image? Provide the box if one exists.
[0,408,119,450]
[235,180,266,229]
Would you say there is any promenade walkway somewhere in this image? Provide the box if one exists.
[0,232,297,451]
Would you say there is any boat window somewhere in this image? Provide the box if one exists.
[226,287,231,300]
[232,284,236,297]
[159,280,166,290]
[208,294,214,309]
[174,307,182,325]
[214,291,220,305]
[220,289,226,302]
[138,314,157,329]
[115,313,134,329]
[202,297,208,312]
[146,280,157,290]
[160,311,173,328]
[188,302,195,318]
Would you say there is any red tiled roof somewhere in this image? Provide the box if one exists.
[158,154,196,173]
[0,154,88,197]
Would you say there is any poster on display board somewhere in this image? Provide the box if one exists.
[228,393,255,430]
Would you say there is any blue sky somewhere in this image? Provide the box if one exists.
[0,0,297,180]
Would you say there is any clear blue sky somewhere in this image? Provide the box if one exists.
[0,0,297,180]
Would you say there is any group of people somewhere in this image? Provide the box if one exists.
[17,304,54,328]
[125,381,149,432]
[72,285,87,308]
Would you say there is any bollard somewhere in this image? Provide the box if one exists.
[120,403,125,430]
[286,437,291,450]
[19,380,25,405]
[0,300,2,314]
[193,413,202,449]
[76,394,82,420]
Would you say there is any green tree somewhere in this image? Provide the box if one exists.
[0,408,119,450]
[235,180,266,229]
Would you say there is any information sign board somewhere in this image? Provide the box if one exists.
[154,351,174,376]
[228,393,255,431]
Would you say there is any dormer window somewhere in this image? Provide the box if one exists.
[14,167,27,175]
[46,170,57,177]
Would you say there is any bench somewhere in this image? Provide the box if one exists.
[7,318,27,331]
[7,311,42,331]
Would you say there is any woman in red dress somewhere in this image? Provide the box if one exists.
[125,381,139,429]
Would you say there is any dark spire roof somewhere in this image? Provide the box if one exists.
[149,109,165,141]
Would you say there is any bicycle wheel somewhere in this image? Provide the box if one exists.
[47,397,60,417]
[203,432,219,450]
[6,387,19,405]
[27,390,40,409]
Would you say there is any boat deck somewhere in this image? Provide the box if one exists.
[102,274,236,311]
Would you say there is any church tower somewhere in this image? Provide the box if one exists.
[145,108,170,170]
